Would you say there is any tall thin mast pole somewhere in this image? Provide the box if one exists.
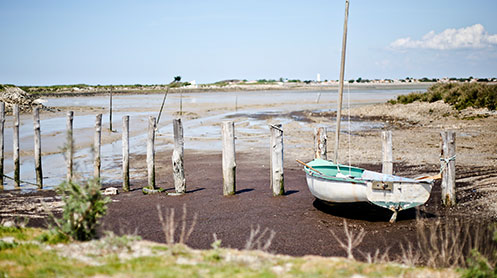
[334,0,349,163]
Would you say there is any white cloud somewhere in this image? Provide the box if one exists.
[390,24,497,50]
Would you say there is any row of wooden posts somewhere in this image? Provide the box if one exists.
[0,102,456,207]
[0,104,285,196]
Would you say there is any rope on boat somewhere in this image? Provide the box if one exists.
[439,154,456,174]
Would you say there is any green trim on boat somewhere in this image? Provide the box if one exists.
[305,159,365,182]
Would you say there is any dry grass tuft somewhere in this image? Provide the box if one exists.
[244,225,276,252]
[408,217,497,268]
[156,204,198,245]
[329,219,366,260]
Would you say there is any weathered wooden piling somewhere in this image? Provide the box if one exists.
[381,131,393,175]
[13,105,20,187]
[0,102,4,190]
[147,116,156,189]
[314,127,327,160]
[222,121,236,195]
[109,90,113,131]
[172,118,185,194]
[33,107,42,188]
[122,115,130,191]
[66,111,74,182]
[441,131,456,206]
[94,114,102,181]
[270,124,284,196]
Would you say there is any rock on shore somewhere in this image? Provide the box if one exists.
[0,84,43,112]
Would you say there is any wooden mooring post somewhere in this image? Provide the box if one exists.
[147,116,156,189]
[94,114,102,181]
[122,115,130,191]
[66,111,74,182]
[109,90,113,131]
[33,107,42,188]
[0,102,4,190]
[314,127,327,160]
[13,104,20,187]
[222,121,236,195]
[441,131,456,206]
[381,131,393,175]
[172,118,185,194]
[270,124,284,196]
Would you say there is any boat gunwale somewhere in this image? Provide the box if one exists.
[304,167,434,185]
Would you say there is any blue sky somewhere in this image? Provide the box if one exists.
[1,0,496,85]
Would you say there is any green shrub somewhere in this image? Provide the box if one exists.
[51,179,110,241]
[389,83,497,110]
[464,250,497,278]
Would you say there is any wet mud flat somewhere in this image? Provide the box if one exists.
[3,148,494,261]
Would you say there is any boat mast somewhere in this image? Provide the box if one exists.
[333,0,350,163]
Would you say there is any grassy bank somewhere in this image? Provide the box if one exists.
[388,83,497,111]
[0,226,459,278]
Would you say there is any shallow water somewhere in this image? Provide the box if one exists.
[1,88,426,190]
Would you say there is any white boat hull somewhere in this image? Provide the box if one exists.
[306,174,368,203]
[304,164,433,211]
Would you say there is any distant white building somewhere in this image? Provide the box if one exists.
[317,73,321,82]
[187,80,197,88]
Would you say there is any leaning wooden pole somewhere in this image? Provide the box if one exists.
[333,0,349,164]
[94,114,102,181]
[270,124,284,196]
[147,116,156,189]
[156,88,169,126]
[381,130,393,175]
[314,127,327,160]
[222,121,236,195]
[122,115,130,192]
[0,102,4,190]
[441,131,456,206]
[66,111,74,182]
[33,107,43,188]
[13,104,20,188]
[172,118,185,194]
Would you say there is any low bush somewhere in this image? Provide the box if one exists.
[389,83,497,110]
[50,179,110,241]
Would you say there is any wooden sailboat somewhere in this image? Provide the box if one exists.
[302,0,435,222]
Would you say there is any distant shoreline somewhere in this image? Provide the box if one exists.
[30,82,434,97]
